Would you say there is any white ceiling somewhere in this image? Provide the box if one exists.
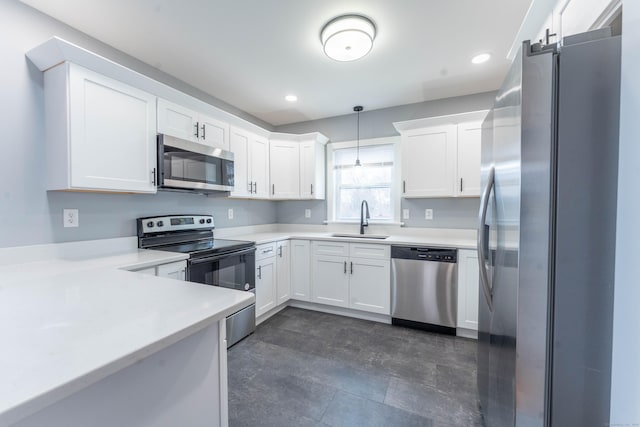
[21,0,532,126]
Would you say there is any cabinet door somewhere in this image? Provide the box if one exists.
[68,64,157,193]
[256,257,276,317]
[276,240,291,305]
[290,240,310,301]
[349,258,391,314]
[157,98,198,142]
[300,141,325,199]
[270,140,300,199]
[249,135,270,198]
[229,127,251,197]
[156,261,187,281]
[401,125,456,197]
[456,122,482,197]
[457,249,479,330]
[199,114,230,151]
[311,255,349,308]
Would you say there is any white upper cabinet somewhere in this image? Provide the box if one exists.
[45,62,157,193]
[230,127,270,199]
[157,98,229,151]
[267,133,328,200]
[250,135,270,198]
[395,111,488,199]
[401,125,457,198]
[270,140,300,199]
[456,121,482,197]
[300,140,326,199]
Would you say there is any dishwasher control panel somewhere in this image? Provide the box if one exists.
[390,246,457,263]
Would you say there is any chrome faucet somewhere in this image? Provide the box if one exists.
[360,200,370,235]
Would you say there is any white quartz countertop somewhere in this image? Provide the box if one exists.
[0,244,254,426]
[226,231,478,250]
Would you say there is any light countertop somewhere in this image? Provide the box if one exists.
[224,231,478,250]
[0,242,254,426]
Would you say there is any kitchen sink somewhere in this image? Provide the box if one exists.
[330,233,390,239]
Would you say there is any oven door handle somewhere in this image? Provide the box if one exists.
[188,247,256,265]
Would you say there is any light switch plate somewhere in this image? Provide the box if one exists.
[305,209,311,218]
[402,209,410,220]
[424,209,433,220]
[63,209,79,227]
[228,208,234,220]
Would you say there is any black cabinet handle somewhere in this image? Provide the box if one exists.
[343,261,347,274]
[311,183,313,195]
[201,124,206,140]
[403,180,406,193]
[350,262,353,275]
[460,178,463,192]
[253,182,257,194]
[151,168,156,185]
[257,265,262,279]
[194,122,200,138]
[272,184,275,195]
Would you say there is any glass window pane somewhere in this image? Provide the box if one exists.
[337,187,391,220]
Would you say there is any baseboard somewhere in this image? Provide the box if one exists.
[456,327,478,340]
[287,300,392,324]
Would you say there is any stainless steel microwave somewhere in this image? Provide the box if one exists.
[157,134,234,193]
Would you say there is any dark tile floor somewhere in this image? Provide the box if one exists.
[228,307,483,427]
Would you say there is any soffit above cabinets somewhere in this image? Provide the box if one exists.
[20,0,532,126]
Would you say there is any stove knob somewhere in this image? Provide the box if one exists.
[206,218,212,224]
[157,221,164,227]
[146,221,154,228]
[244,283,250,291]
[200,219,205,224]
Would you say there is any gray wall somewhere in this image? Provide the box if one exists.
[0,0,274,248]
[274,93,495,228]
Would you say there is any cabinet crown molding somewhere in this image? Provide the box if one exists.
[393,110,489,133]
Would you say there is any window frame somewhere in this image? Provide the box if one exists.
[326,136,401,224]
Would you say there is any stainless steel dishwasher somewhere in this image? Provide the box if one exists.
[391,246,458,334]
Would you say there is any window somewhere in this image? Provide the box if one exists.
[331,143,395,222]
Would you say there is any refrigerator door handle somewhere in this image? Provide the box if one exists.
[477,166,495,312]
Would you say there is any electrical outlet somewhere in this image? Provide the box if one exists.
[305,209,311,218]
[402,209,410,220]
[63,209,79,228]
[424,209,433,220]
[228,208,234,220]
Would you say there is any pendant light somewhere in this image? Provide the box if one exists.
[354,105,363,166]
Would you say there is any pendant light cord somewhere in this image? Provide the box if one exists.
[354,105,363,166]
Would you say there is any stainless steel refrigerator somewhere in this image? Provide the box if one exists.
[477,29,620,427]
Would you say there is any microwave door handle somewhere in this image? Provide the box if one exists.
[477,166,495,312]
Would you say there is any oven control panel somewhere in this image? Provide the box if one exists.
[138,215,214,235]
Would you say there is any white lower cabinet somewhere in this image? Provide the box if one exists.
[310,241,391,315]
[349,258,391,315]
[276,240,291,305]
[290,240,311,301]
[255,254,276,317]
[311,255,350,307]
[457,249,479,331]
[131,260,186,280]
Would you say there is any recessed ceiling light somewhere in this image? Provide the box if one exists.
[285,95,298,102]
[321,15,376,62]
[471,53,491,64]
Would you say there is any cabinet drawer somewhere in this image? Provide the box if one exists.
[256,242,277,261]
[312,241,349,257]
[349,243,390,260]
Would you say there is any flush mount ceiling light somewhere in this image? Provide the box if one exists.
[285,94,298,102]
[321,15,376,62]
[471,53,491,64]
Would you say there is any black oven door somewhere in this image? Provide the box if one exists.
[158,134,234,192]
[187,247,255,291]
